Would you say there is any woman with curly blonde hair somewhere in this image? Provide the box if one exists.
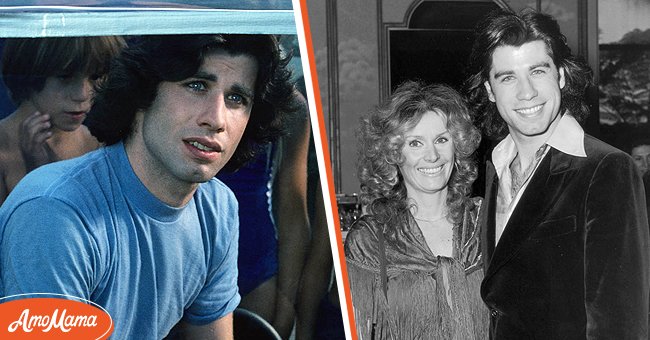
[345,80,488,339]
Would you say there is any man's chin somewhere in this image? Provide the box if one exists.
[194,174,219,184]
[516,124,553,138]
[182,168,220,184]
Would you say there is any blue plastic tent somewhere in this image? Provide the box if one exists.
[0,0,299,117]
[0,0,296,37]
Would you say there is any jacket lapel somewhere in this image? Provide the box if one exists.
[483,149,575,281]
[480,160,498,273]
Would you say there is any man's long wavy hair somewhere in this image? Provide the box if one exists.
[464,8,593,140]
[357,81,481,232]
[86,34,295,172]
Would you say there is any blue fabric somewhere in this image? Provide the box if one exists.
[314,296,345,340]
[217,144,279,296]
[0,142,240,339]
[0,40,15,120]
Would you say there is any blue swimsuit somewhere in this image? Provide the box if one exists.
[217,144,279,296]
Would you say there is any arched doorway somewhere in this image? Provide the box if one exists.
[387,1,505,92]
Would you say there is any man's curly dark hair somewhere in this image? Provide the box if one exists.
[464,8,593,140]
[86,34,296,171]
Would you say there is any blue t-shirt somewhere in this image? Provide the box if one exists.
[0,142,240,339]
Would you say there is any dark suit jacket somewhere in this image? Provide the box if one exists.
[479,134,650,339]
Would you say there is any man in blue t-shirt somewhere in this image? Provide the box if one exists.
[0,35,297,339]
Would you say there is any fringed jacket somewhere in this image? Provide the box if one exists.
[345,197,488,340]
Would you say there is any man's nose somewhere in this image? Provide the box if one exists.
[198,94,227,132]
[516,76,538,101]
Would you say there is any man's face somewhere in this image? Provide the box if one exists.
[29,73,95,131]
[484,40,566,142]
[130,50,258,194]
[632,144,650,175]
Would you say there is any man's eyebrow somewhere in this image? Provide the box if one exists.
[529,61,551,70]
[492,62,552,79]
[190,71,255,98]
[192,71,218,82]
[231,83,255,100]
[492,69,514,80]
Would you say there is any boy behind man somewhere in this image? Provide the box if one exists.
[0,37,125,204]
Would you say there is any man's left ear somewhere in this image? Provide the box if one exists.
[559,67,566,90]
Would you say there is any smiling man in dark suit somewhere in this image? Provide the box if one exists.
[465,8,649,339]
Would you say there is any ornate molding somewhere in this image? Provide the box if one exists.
[378,0,509,99]
[325,0,342,193]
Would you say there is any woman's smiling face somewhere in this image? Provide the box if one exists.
[399,110,455,195]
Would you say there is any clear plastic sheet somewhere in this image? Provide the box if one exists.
[0,0,296,37]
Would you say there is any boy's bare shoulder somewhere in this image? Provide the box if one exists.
[67,125,101,157]
[0,118,16,158]
[0,117,24,172]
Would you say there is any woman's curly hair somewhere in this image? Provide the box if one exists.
[357,81,481,230]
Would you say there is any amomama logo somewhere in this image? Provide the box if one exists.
[0,294,113,339]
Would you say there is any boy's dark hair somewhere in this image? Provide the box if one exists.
[464,8,593,140]
[86,34,295,172]
[2,36,126,105]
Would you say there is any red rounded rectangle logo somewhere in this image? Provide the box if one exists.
[0,294,113,339]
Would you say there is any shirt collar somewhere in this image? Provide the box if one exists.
[492,133,517,173]
[546,114,586,158]
[492,113,586,169]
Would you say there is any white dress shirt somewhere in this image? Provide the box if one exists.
[492,114,587,244]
